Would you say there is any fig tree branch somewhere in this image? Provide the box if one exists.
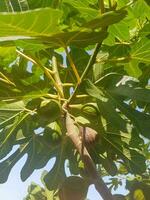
[16,49,64,98]
[99,0,105,14]
[52,56,64,98]
[65,47,81,84]
[65,112,114,200]
[67,42,102,104]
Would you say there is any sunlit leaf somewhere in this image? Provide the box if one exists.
[0,8,62,37]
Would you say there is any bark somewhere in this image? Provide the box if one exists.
[65,112,114,200]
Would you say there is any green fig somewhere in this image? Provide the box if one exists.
[59,176,89,200]
[38,100,61,123]
[82,103,99,118]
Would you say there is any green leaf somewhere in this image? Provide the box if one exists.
[102,43,131,64]
[20,119,63,181]
[139,22,150,38]
[75,116,91,125]
[42,153,66,190]
[108,83,150,104]
[103,136,146,174]
[81,79,108,102]
[0,8,62,37]
[0,46,16,65]
[93,63,104,81]
[97,99,127,131]
[44,121,62,143]
[124,60,142,78]
[115,102,150,139]
[82,9,127,29]
[81,78,146,173]
[144,0,150,6]
[0,112,29,159]
[108,20,130,41]
[68,47,90,75]
[21,135,55,181]
[133,0,150,19]
[37,100,61,125]
[0,7,109,49]
[0,30,108,49]
[63,0,99,21]
[41,30,108,48]
[0,0,29,12]
[24,182,59,200]
[96,73,150,104]
[133,189,145,200]
[0,1,9,12]
[28,0,60,9]
[131,38,150,63]
[0,100,25,128]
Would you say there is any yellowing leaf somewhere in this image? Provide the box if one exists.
[134,189,145,200]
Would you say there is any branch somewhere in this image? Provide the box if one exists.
[108,0,112,8]
[52,56,64,98]
[65,113,114,200]
[16,49,64,98]
[65,47,81,84]
[99,0,105,14]
[67,42,102,104]
[67,0,108,105]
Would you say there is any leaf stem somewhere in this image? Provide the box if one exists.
[0,72,16,87]
[16,49,64,98]
[67,42,102,104]
[44,94,66,101]
[62,83,74,87]
[108,0,112,8]
[76,94,89,98]
[65,47,81,84]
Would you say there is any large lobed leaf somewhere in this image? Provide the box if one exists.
[0,8,62,37]
[0,7,127,49]
[80,74,150,174]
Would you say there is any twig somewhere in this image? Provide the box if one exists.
[16,49,64,98]
[65,47,81,84]
[99,0,105,14]
[76,94,89,98]
[108,0,112,8]
[0,72,16,87]
[62,83,74,87]
[44,94,67,101]
[67,43,102,104]
[52,56,64,98]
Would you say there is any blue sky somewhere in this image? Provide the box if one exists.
[0,154,102,200]
[0,152,128,200]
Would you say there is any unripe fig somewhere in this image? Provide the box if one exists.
[59,176,89,200]
[37,100,61,123]
[82,103,99,118]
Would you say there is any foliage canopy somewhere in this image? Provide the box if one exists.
[0,0,150,199]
